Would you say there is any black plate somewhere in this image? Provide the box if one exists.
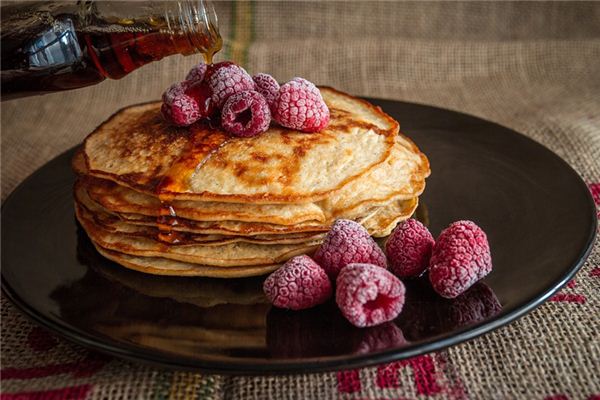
[2,99,596,374]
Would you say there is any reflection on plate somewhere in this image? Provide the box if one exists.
[50,228,501,360]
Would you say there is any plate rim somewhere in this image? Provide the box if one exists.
[2,98,597,374]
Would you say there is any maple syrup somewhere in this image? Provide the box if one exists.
[152,126,234,244]
[157,204,185,245]
[1,1,222,100]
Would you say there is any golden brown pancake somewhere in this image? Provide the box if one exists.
[75,136,428,225]
[94,244,280,278]
[76,204,322,267]
[82,87,400,203]
[75,183,326,245]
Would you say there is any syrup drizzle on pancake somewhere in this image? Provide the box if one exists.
[156,125,232,244]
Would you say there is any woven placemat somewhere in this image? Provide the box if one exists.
[2,2,599,399]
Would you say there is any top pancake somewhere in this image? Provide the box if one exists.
[75,136,428,225]
[83,87,399,204]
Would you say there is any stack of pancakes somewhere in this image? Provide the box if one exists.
[73,87,430,278]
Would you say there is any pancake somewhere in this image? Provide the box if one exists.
[76,151,329,225]
[79,190,333,236]
[72,148,87,175]
[77,205,322,266]
[83,87,399,203]
[76,176,410,238]
[75,185,326,245]
[364,197,419,237]
[85,178,326,225]
[76,137,427,225]
[94,244,280,278]
[111,210,331,235]
[97,200,384,236]
[321,136,428,219]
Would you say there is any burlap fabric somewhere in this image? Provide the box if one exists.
[2,2,599,398]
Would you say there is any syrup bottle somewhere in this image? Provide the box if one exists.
[1,1,221,100]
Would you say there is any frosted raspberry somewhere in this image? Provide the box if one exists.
[206,63,255,107]
[263,255,332,310]
[185,62,207,83]
[204,61,234,78]
[336,263,405,328]
[273,77,330,132]
[161,94,201,127]
[253,73,280,109]
[162,81,189,106]
[385,219,435,278]
[355,322,407,354]
[314,219,387,279]
[429,220,492,298]
[221,90,271,137]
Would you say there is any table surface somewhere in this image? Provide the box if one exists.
[1,2,599,399]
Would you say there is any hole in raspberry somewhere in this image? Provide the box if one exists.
[235,108,253,127]
[363,294,396,313]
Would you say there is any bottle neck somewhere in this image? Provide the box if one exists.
[82,1,222,79]
[163,0,222,63]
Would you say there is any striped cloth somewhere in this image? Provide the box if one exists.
[2,2,599,399]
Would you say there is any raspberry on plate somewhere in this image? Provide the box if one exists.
[253,73,280,109]
[385,219,435,278]
[206,63,255,107]
[336,263,406,328]
[273,77,330,132]
[429,220,492,298]
[263,255,332,310]
[185,62,207,83]
[314,219,387,279]
[221,90,271,137]
[161,92,201,127]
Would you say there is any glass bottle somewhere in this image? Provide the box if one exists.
[1,1,221,100]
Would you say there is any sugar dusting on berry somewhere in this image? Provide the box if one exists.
[336,263,405,327]
[206,63,255,107]
[385,219,435,278]
[263,255,332,310]
[314,219,387,279]
[162,81,189,106]
[253,73,280,109]
[273,77,330,132]
[185,62,207,83]
[161,92,201,126]
[221,90,271,137]
[429,220,492,298]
